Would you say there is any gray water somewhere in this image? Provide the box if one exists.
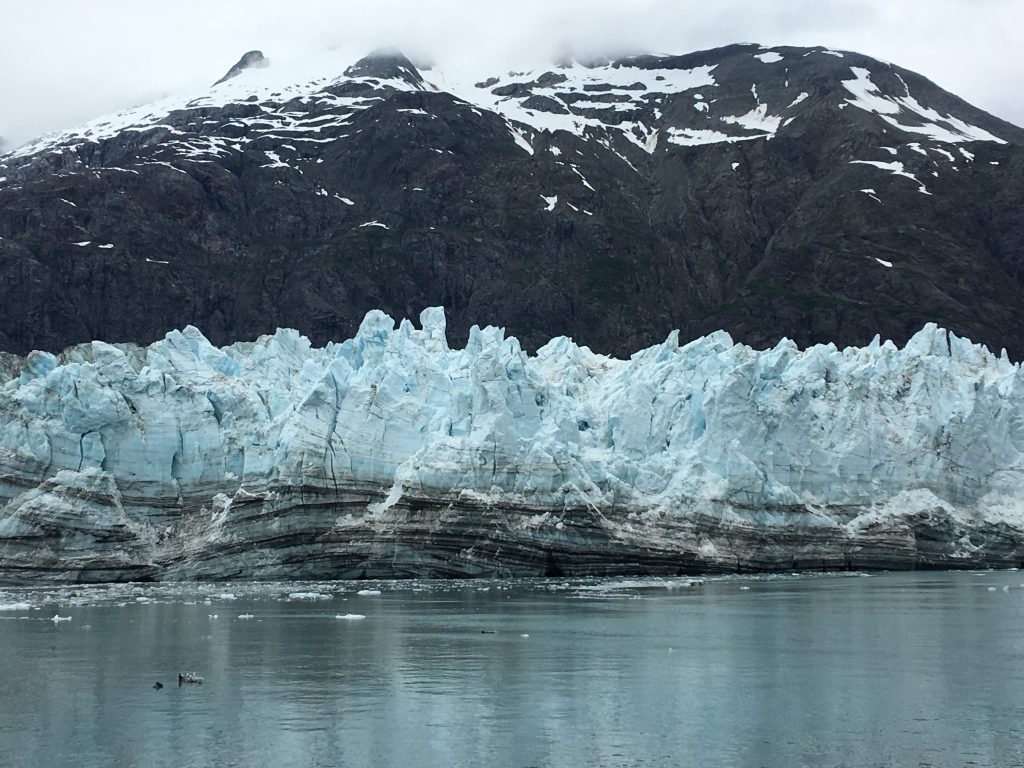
[2,571,1024,768]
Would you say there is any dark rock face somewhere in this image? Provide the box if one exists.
[213,50,269,85]
[1,44,1023,359]
[343,48,424,87]
[5,490,1023,585]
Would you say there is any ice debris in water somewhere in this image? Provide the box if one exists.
[334,614,366,620]
[0,602,34,611]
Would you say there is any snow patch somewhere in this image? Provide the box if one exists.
[843,67,1006,144]
[787,92,809,109]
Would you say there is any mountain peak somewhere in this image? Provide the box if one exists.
[343,47,424,86]
[1,42,1023,362]
[213,50,270,86]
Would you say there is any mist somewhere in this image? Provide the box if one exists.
[2,0,1022,150]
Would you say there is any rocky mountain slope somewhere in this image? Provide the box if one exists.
[2,44,1023,358]
[2,310,1024,582]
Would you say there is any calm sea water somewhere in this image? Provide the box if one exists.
[2,571,1024,768]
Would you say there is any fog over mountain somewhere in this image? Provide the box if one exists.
[1,0,1022,150]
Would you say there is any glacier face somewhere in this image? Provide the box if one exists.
[2,308,1024,582]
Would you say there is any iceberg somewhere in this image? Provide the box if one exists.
[2,308,1024,582]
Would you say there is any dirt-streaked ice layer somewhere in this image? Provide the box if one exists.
[2,308,1024,582]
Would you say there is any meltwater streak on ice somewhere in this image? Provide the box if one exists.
[2,308,1024,580]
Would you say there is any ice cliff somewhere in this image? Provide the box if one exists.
[2,308,1024,582]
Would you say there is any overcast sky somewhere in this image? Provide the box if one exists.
[1,0,1021,151]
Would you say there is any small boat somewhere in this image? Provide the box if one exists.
[178,672,203,685]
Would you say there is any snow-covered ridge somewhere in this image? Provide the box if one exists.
[2,44,1009,172]
[4,48,428,162]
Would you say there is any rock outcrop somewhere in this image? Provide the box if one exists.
[213,50,269,85]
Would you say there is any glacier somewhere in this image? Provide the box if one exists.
[2,307,1024,583]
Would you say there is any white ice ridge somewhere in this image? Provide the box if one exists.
[842,67,1006,144]
[1,308,1023,530]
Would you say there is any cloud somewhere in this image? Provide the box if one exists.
[1,0,1021,149]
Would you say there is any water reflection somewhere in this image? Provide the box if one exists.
[1,572,1023,767]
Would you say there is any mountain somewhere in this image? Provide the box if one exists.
[2,310,1023,582]
[1,44,1023,358]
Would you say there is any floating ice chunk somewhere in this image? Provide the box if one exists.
[73,241,91,247]
[288,592,330,600]
[359,220,389,229]
[540,195,558,211]
[51,614,72,623]
[0,602,33,611]
[97,244,114,249]
[238,613,254,619]
[875,258,893,268]
[356,589,382,596]
[216,593,236,600]
[334,613,366,620]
